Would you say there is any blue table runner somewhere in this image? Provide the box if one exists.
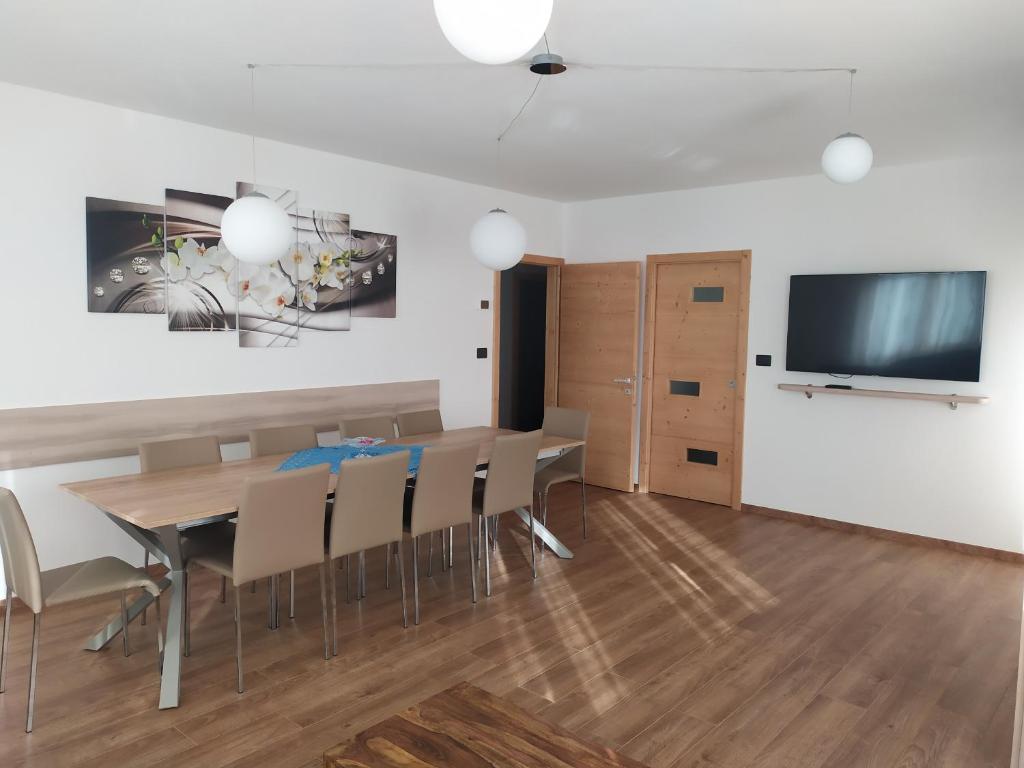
[278,444,425,476]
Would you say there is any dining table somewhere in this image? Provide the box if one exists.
[61,426,584,710]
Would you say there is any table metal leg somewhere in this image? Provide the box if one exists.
[511,507,574,559]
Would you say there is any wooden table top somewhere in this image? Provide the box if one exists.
[61,427,581,530]
[323,682,649,768]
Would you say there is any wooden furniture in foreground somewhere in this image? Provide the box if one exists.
[0,379,438,470]
[0,486,1018,766]
[777,383,990,410]
[324,682,651,768]
[639,250,751,509]
[558,262,642,493]
[60,426,583,710]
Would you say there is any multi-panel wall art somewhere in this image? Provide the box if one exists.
[85,185,398,346]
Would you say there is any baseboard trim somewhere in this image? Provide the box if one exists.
[742,504,1024,564]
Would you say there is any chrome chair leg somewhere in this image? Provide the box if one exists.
[427,533,434,577]
[484,518,492,597]
[529,505,537,579]
[183,571,191,657]
[318,563,329,661]
[233,587,244,693]
[142,551,149,625]
[120,591,131,657]
[25,612,41,733]
[289,570,295,620]
[385,542,391,589]
[581,479,588,539]
[219,576,227,604]
[345,554,352,604]
[1,586,12,693]
[467,523,477,604]
[449,527,455,569]
[491,514,499,552]
[357,551,367,600]
[440,530,448,573]
[395,540,409,629]
[330,558,338,656]
[412,537,421,625]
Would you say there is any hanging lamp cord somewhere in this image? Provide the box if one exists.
[248,63,257,185]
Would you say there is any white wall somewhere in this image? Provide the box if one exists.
[0,82,562,590]
[564,154,1024,554]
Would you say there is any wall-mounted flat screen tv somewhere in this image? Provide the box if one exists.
[786,271,986,382]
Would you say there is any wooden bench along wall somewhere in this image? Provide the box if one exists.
[0,379,440,470]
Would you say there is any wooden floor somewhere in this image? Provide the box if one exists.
[0,486,1021,768]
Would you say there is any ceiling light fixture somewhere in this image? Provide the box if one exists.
[821,69,873,184]
[470,75,546,271]
[433,0,553,65]
[220,65,294,265]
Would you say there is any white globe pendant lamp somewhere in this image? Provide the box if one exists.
[433,0,554,65]
[221,65,293,265]
[471,208,526,271]
[221,192,294,265]
[821,133,873,184]
[821,69,873,184]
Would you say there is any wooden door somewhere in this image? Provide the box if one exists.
[558,262,642,492]
[640,251,750,509]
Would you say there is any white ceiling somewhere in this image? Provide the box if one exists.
[1,1,1021,200]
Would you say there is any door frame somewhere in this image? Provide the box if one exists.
[491,254,565,427]
[638,250,751,510]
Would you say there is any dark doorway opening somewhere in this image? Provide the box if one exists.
[498,263,548,431]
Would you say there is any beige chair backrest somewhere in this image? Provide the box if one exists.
[542,406,590,478]
[0,488,43,613]
[329,451,409,559]
[409,443,479,537]
[139,435,222,473]
[249,424,318,458]
[396,409,444,437]
[339,415,396,440]
[231,465,330,587]
[480,430,543,518]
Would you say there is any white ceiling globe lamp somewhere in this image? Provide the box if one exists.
[471,208,527,270]
[433,0,554,65]
[220,64,293,265]
[821,69,873,184]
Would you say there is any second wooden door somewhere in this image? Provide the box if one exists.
[641,251,750,509]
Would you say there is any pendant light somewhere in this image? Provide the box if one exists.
[433,0,553,65]
[471,208,527,270]
[221,65,294,265]
[821,69,873,184]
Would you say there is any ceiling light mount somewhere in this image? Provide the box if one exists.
[530,53,566,76]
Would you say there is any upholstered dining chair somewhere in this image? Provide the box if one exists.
[396,409,444,437]
[249,424,319,619]
[533,407,591,539]
[340,415,397,440]
[327,451,410,653]
[473,430,544,596]
[404,443,479,624]
[188,464,331,693]
[0,488,164,732]
[139,434,233,635]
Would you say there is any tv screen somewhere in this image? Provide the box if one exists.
[786,271,986,382]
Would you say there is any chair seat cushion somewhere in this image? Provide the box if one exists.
[189,543,235,580]
[43,557,160,607]
[533,467,580,493]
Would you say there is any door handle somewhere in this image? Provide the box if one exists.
[613,377,635,385]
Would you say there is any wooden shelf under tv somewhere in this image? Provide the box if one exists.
[778,384,990,410]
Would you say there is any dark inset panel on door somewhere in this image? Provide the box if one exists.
[692,286,725,302]
[686,448,719,466]
[669,380,701,396]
